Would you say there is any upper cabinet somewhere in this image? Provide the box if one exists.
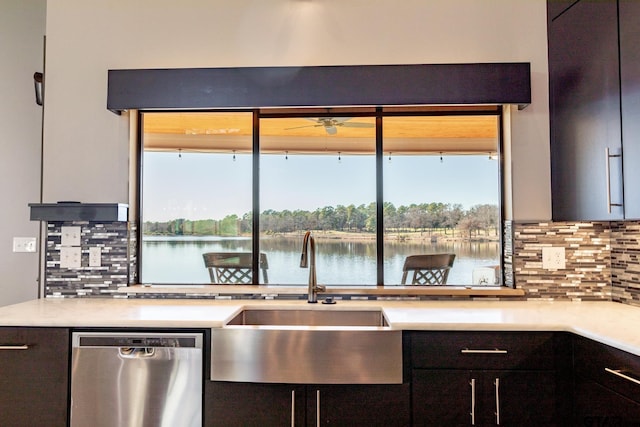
[620,0,640,219]
[548,0,623,220]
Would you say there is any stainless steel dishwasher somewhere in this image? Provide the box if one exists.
[70,332,203,427]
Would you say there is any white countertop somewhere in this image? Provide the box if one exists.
[0,298,638,356]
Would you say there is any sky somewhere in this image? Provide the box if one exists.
[142,151,499,222]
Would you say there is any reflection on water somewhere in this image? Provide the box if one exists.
[141,236,500,285]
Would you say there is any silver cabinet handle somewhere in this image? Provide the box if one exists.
[291,390,295,427]
[316,389,321,427]
[605,368,640,386]
[461,348,508,354]
[494,378,501,425]
[605,147,623,213]
[0,345,29,350]
[470,378,476,425]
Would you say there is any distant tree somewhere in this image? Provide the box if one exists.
[219,214,239,236]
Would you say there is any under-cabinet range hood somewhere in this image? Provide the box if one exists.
[29,202,128,222]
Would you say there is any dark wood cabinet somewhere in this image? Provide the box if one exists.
[0,327,69,427]
[412,369,557,426]
[548,0,640,220]
[548,0,623,220]
[409,332,567,426]
[574,378,640,426]
[205,381,306,426]
[573,335,640,426]
[205,381,410,426]
[573,336,640,426]
[619,0,640,219]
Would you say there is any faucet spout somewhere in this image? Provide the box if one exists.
[300,231,325,303]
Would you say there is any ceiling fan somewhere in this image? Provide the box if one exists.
[285,117,374,135]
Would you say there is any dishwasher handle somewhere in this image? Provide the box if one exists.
[119,347,156,358]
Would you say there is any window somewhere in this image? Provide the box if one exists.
[139,108,502,286]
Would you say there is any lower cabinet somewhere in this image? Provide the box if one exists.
[0,327,69,427]
[412,369,557,426]
[409,331,567,426]
[205,381,410,426]
[573,335,640,426]
[574,378,640,426]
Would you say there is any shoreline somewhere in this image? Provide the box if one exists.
[145,229,500,243]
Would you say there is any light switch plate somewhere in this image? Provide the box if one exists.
[89,247,102,267]
[60,246,81,268]
[13,237,37,253]
[542,246,566,270]
[61,226,81,246]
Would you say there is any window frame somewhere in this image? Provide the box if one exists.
[137,106,505,287]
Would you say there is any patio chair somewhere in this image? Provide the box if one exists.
[202,252,269,284]
[401,254,456,285]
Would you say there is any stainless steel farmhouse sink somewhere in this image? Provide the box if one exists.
[226,308,388,327]
[210,308,402,384]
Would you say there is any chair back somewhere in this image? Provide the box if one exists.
[401,254,456,285]
[202,252,269,284]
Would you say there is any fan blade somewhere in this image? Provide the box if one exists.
[284,124,323,130]
[340,122,375,128]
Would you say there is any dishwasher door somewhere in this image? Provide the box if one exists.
[71,332,203,427]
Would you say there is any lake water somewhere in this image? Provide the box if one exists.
[141,235,500,286]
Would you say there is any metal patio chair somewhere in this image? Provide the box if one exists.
[202,252,269,284]
[401,254,456,285]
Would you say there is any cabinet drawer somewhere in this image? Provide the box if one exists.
[410,331,558,370]
[574,335,640,404]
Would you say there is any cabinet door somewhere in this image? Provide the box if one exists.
[413,370,558,426]
[574,377,640,426]
[620,0,640,218]
[0,327,69,427]
[412,370,475,426]
[205,381,305,426]
[311,384,410,427]
[482,370,557,426]
[548,0,623,220]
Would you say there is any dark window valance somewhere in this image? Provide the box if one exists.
[107,63,530,114]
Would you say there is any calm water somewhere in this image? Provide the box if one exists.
[141,235,500,285]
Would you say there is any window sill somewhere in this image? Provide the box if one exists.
[121,284,525,298]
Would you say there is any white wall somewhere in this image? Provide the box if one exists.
[43,0,551,220]
[0,0,46,306]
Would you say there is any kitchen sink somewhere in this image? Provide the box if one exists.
[211,308,402,384]
[226,308,388,327]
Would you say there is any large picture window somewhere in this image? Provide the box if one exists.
[139,108,502,287]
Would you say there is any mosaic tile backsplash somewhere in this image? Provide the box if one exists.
[43,220,640,306]
[45,221,136,297]
[611,221,640,306]
[510,221,611,301]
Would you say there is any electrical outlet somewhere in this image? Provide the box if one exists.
[542,246,566,270]
[13,237,37,253]
[60,246,81,268]
[89,247,102,267]
[61,226,81,246]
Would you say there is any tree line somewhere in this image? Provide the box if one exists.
[143,202,499,238]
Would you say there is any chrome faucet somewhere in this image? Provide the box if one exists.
[300,231,325,303]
